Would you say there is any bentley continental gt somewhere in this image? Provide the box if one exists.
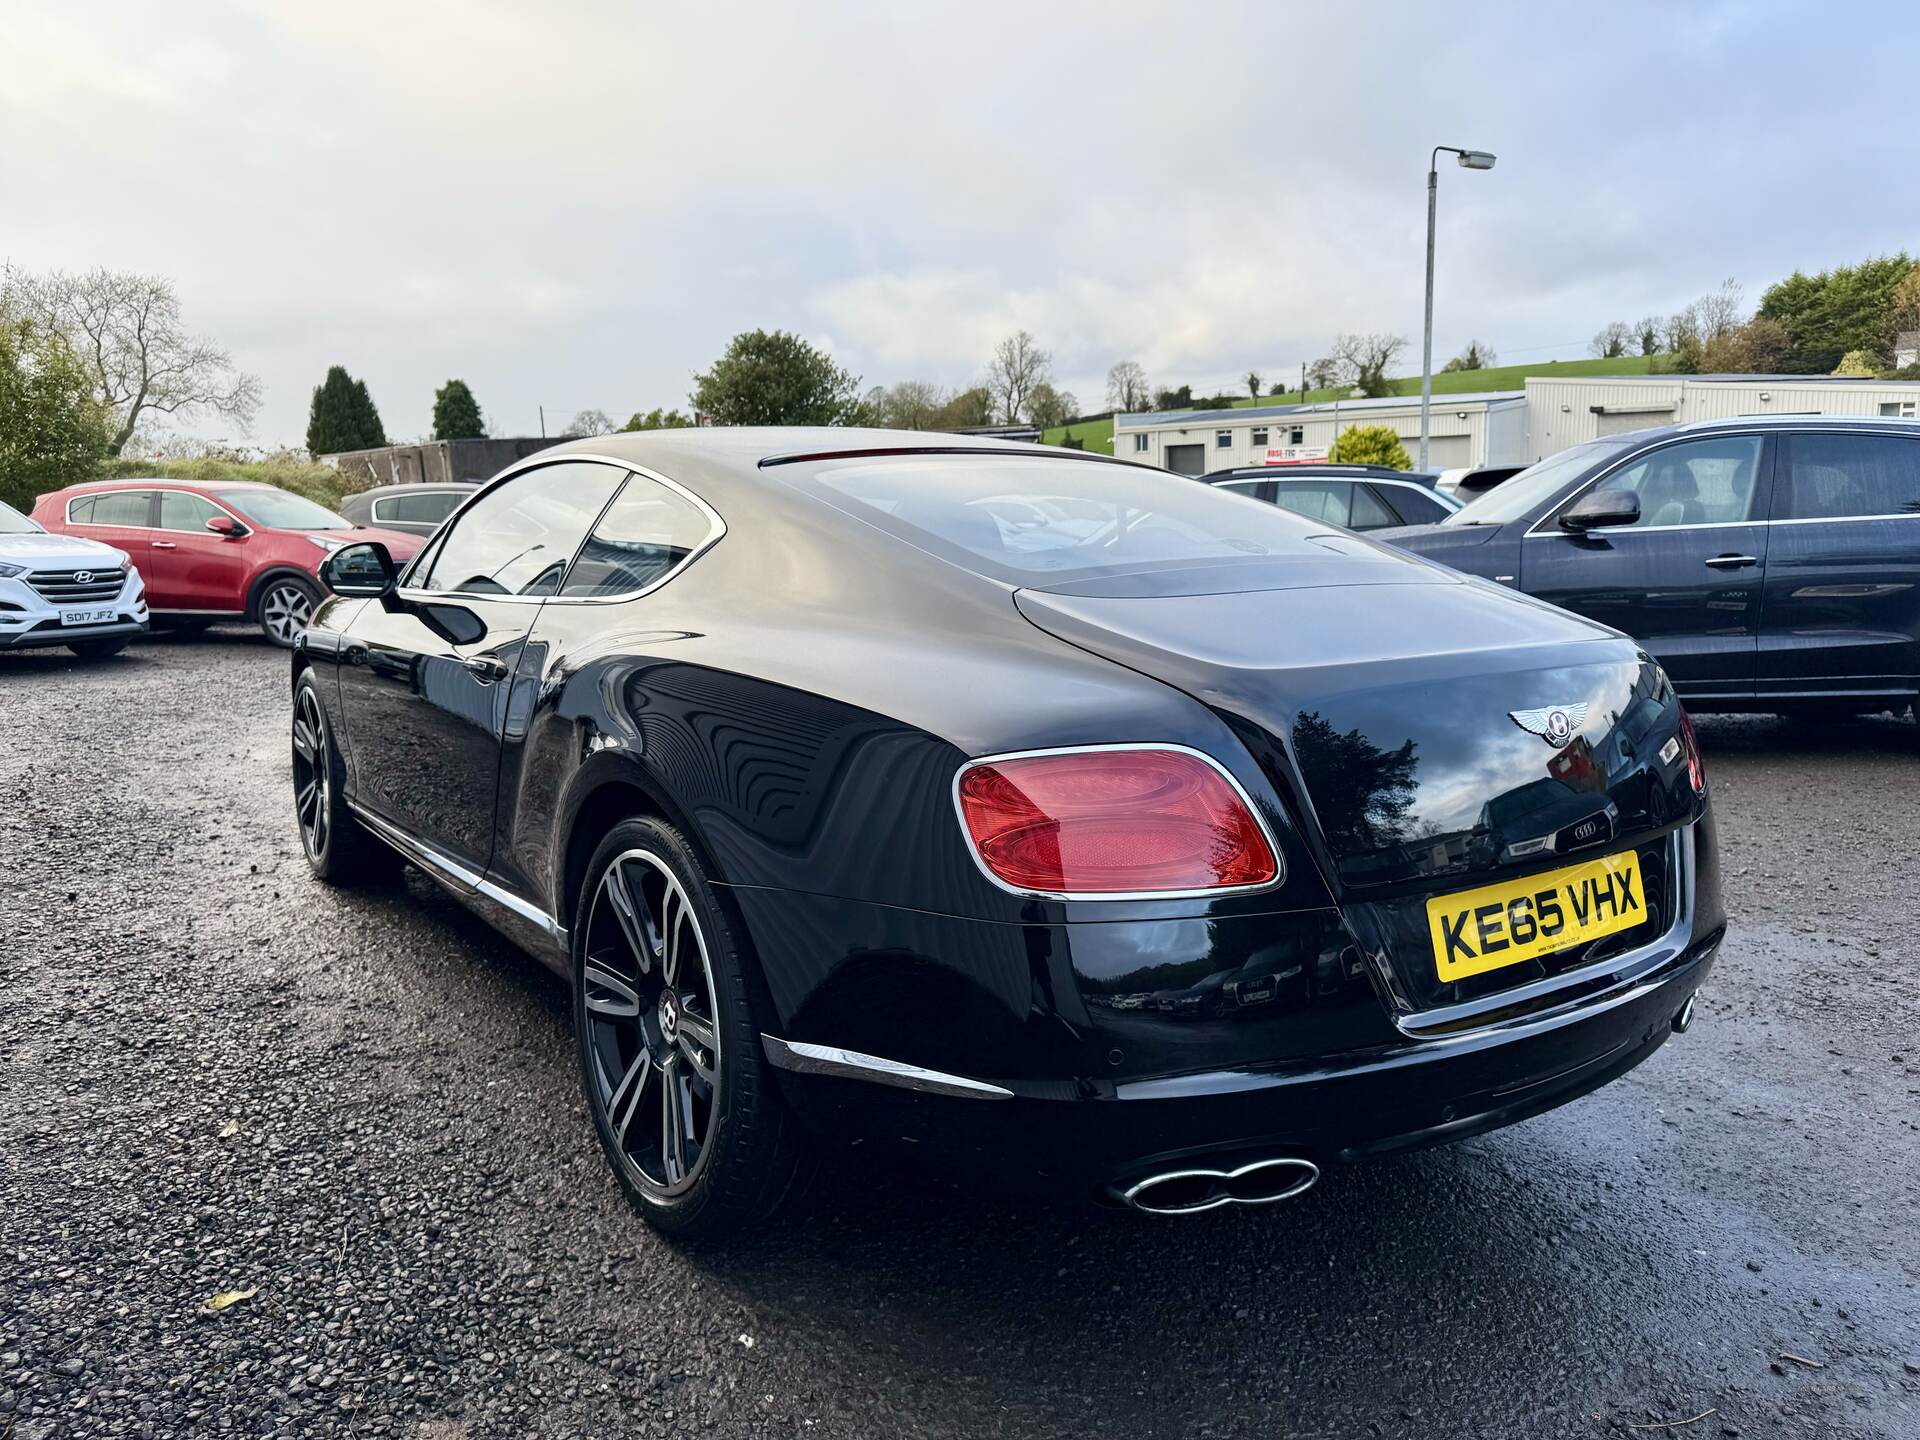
[290,430,1725,1237]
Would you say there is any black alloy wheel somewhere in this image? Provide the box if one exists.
[575,818,806,1238]
[292,672,392,883]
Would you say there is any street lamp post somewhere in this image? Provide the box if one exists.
[1420,146,1496,470]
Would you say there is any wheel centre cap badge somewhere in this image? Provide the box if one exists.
[659,990,680,1040]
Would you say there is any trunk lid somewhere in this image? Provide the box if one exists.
[1015,552,1697,1011]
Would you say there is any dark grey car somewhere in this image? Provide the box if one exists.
[337,483,477,538]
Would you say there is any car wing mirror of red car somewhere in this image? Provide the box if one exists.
[205,515,248,537]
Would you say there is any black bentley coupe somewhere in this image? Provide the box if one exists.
[291,430,1725,1236]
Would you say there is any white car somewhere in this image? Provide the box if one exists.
[0,499,149,658]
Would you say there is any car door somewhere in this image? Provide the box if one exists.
[1369,482,1454,528]
[1757,429,1920,700]
[1523,433,1772,701]
[63,490,156,583]
[334,459,629,876]
[149,490,252,613]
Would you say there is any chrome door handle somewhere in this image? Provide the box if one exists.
[1703,553,1757,569]
[152,541,177,549]
[461,655,510,683]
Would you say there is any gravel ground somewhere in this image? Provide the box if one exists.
[2,634,1917,1440]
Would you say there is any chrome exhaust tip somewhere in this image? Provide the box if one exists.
[1673,996,1696,1034]
[1116,1156,1320,1216]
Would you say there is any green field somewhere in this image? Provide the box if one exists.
[1043,355,1665,453]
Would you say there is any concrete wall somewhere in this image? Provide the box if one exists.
[321,437,561,489]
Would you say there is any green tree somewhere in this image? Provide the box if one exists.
[0,316,112,510]
[690,329,864,426]
[1758,254,1915,373]
[1244,370,1263,399]
[307,367,361,455]
[925,385,994,430]
[1831,349,1881,378]
[350,378,387,448]
[622,406,695,431]
[1026,381,1078,429]
[1329,424,1411,469]
[431,378,485,440]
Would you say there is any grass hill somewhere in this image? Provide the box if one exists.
[1043,354,1666,454]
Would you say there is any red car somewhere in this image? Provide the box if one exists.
[33,479,425,646]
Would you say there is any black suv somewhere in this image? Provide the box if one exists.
[1381,415,1920,715]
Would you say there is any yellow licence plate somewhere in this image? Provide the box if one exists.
[1426,850,1645,982]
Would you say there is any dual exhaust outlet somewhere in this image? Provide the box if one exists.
[1115,1155,1320,1216]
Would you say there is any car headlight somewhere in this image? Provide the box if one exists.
[0,562,27,579]
[305,535,347,554]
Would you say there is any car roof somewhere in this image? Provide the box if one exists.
[351,481,479,498]
[1205,464,1444,486]
[1610,413,1920,446]
[61,477,279,493]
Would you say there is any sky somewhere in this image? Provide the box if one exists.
[4,1,1917,449]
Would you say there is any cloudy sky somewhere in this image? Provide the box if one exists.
[4,1,1915,447]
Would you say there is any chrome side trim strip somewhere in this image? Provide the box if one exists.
[344,799,567,944]
[760,1036,1014,1100]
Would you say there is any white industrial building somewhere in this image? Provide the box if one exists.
[1113,391,1527,474]
[1113,373,1920,473]
[1520,373,1920,458]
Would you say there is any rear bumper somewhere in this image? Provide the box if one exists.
[741,812,1724,1200]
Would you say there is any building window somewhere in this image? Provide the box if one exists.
[1215,430,1232,449]
[1289,427,1305,444]
[1879,401,1917,418]
[1251,428,1269,447]
[1133,433,1150,453]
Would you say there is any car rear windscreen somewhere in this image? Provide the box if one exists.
[801,455,1327,586]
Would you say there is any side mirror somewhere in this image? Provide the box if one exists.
[321,541,398,597]
[1560,488,1640,532]
[206,515,247,537]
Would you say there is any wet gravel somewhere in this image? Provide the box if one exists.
[2,633,1917,1440]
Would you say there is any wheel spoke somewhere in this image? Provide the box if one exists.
[601,864,654,975]
[296,778,319,822]
[582,959,641,1018]
[292,718,318,761]
[676,1007,716,1053]
[660,1055,689,1183]
[661,886,682,986]
[675,1030,715,1090]
[606,1051,652,1145]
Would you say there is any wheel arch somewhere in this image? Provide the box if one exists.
[245,565,322,620]
[555,753,734,940]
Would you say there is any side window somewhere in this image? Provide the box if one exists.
[1269,482,1351,526]
[1582,436,1763,528]
[419,462,626,597]
[1348,485,1398,530]
[157,491,225,532]
[1215,430,1233,450]
[560,475,717,598]
[67,495,97,524]
[1250,427,1269,447]
[1383,486,1450,526]
[376,490,465,525]
[1777,433,1920,521]
[1214,479,1273,505]
[86,491,155,527]
[1132,433,1149,453]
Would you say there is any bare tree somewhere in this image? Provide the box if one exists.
[1694,278,1746,342]
[6,267,260,455]
[986,330,1051,424]
[561,407,614,437]
[1105,360,1150,413]
[1330,333,1406,397]
[1589,321,1634,359]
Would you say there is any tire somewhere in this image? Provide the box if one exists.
[257,575,321,647]
[67,638,130,659]
[574,817,807,1240]
[292,671,395,884]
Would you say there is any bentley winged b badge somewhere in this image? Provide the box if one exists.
[1509,703,1589,746]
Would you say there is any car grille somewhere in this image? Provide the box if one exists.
[27,568,125,602]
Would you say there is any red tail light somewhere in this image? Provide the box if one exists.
[954,746,1279,897]
[1678,706,1706,795]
